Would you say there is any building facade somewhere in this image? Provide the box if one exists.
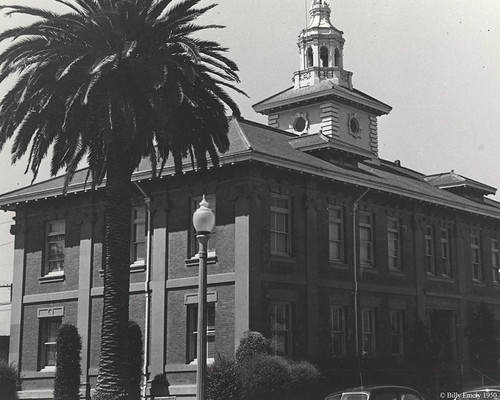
[2,1,500,398]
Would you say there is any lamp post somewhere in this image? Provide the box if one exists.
[192,195,215,400]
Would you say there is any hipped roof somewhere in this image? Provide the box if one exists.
[0,117,499,220]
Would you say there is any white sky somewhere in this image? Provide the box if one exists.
[0,0,500,311]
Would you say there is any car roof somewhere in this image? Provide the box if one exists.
[325,385,421,399]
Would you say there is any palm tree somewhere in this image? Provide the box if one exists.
[0,0,244,398]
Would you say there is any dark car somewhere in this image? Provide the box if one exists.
[454,386,500,399]
[325,385,426,400]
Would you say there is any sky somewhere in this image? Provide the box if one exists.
[0,0,500,330]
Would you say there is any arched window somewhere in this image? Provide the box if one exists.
[320,46,329,67]
[307,47,313,68]
[334,48,341,67]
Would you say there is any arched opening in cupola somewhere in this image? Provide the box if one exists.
[320,46,329,67]
[307,47,314,68]
[334,48,341,67]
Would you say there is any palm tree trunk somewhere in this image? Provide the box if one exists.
[95,145,134,400]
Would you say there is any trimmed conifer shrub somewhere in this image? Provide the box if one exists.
[207,355,240,400]
[0,362,18,400]
[235,331,273,364]
[53,324,81,400]
[128,321,143,400]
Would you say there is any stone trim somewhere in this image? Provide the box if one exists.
[184,291,218,304]
[369,116,378,155]
[320,102,340,138]
[37,306,64,318]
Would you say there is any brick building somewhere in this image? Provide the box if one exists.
[2,1,500,398]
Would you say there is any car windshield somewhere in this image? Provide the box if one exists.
[341,394,369,400]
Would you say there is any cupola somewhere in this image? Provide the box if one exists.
[294,0,352,89]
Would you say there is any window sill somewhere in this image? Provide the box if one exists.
[271,254,295,263]
[388,270,404,277]
[99,261,147,277]
[185,252,218,267]
[427,275,454,283]
[39,271,65,284]
[23,369,56,379]
[493,283,500,289]
[130,261,146,273]
[472,280,486,287]
[360,265,377,273]
[188,358,215,366]
[329,261,348,269]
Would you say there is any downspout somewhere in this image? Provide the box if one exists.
[134,182,152,399]
[353,189,370,358]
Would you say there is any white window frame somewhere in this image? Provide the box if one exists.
[387,217,400,271]
[425,225,435,275]
[328,206,344,262]
[187,302,216,364]
[270,301,292,357]
[492,239,499,284]
[190,194,216,257]
[359,212,374,267]
[270,195,292,256]
[440,228,451,277]
[390,310,404,357]
[44,219,65,277]
[471,234,482,282]
[130,206,147,266]
[39,317,61,371]
[361,308,376,357]
[329,305,346,357]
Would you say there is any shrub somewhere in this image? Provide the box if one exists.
[150,373,170,398]
[207,355,240,400]
[0,362,18,400]
[235,331,273,364]
[238,353,290,400]
[128,321,143,400]
[53,324,81,400]
[288,360,321,400]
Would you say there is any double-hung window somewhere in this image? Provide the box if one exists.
[359,212,373,267]
[328,206,344,262]
[270,302,292,357]
[387,218,400,271]
[39,318,61,370]
[425,225,435,275]
[44,220,65,276]
[329,305,346,357]
[441,228,451,277]
[471,234,482,282]
[361,308,376,357]
[390,310,404,357]
[187,303,216,364]
[492,239,499,284]
[271,195,291,255]
[131,206,146,266]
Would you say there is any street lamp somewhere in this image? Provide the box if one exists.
[192,195,215,400]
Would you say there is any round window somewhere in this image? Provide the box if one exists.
[349,117,360,134]
[293,116,307,132]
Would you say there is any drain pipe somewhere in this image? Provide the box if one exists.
[353,189,370,358]
[134,182,152,399]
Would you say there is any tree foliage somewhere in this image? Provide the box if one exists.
[54,324,82,400]
[235,331,273,364]
[469,301,498,372]
[0,1,243,399]
[0,362,18,400]
[128,321,143,400]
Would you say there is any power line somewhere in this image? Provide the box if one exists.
[0,241,14,247]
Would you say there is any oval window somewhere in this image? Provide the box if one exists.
[349,117,360,134]
[293,116,307,132]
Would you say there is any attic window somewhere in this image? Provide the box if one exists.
[307,47,313,68]
[320,46,329,67]
[293,116,307,133]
